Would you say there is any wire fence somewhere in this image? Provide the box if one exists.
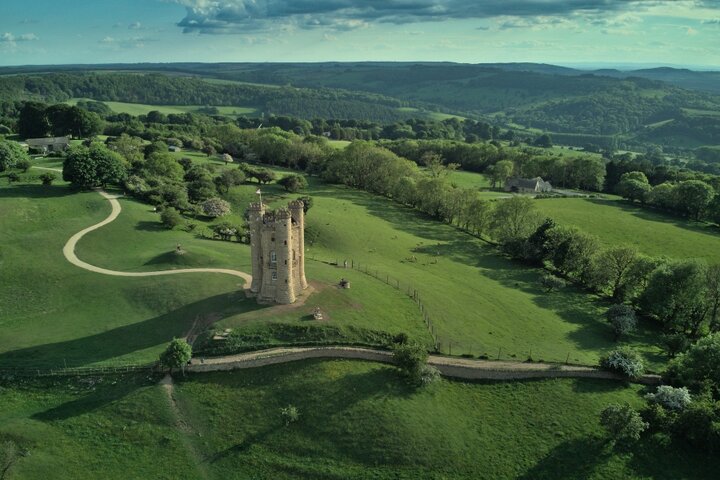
[307,255,595,367]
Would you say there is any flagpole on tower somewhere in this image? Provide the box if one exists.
[256,188,262,205]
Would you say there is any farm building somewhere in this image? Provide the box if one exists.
[25,136,70,153]
[505,177,553,193]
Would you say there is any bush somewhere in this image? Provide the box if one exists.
[600,347,645,378]
[600,403,648,444]
[646,385,692,411]
[392,342,438,386]
[160,207,183,229]
[280,405,300,425]
[201,197,231,218]
[16,158,31,172]
[159,338,192,375]
[540,273,566,292]
[7,172,20,183]
[606,304,637,340]
[39,172,57,186]
[278,174,308,192]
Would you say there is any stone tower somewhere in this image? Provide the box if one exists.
[248,200,308,304]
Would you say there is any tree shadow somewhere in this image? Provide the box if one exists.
[135,220,165,232]
[518,436,612,480]
[32,373,156,422]
[0,183,75,199]
[0,292,267,368]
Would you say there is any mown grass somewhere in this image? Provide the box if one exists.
[535,197,720,263]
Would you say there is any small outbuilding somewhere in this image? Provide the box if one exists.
[25,136,70,153]
[504,177,553,194]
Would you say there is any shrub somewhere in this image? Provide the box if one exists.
[540,273,566,292]
[160,207,183,229]
[606,304,637,340]
[16,158,31,172]
[600,347,645,378]
[600,403,648,444]
[39,172,57,186]
[278,174,308,192]
[646,385,692,411]
[280,405,300,425]
[159,338,192,375]
[7,172,20,183]
[201,197,231,218]
[392,342,439,386]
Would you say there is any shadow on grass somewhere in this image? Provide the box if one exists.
[135,220,165,232]
[32,374,155,422]
[518,436,612,480]
[0,292,268,368]
[0,183,76,199]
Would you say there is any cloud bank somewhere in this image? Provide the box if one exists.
[166,0,719,34]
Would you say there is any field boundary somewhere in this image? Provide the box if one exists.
[188,346,661,384]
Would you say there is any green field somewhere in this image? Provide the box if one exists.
[2,360,715,479]
[535,198,720,263]
[67,98,258,117]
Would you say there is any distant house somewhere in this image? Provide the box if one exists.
[25,136,70,153]
[504,177,552,194]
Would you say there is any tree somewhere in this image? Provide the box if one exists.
[645,182,676,209]
[201,197,231,217]
[646,385,692,411]
[392,342,439,386]
[534,134,553,148]
[606,304,638,340]
[63,143,128,189]
[666,332,720,390]
[144,153,184,181]
[16,158,31,173]
[488,159,514,188]
[673,180,715,220]
[592,246,640,300]
[18,102,49,138]
[297,196,313,214]
[7,172,20,184]
[108,134,144,166]
[600,403,648,444]
[0,140,30,172]
[639,260,708,336]
[222,153,233,165]
[214,169,245,194]
[490,196,541,247]
[278,174,308,193]
[601,347,645,378]
[160,207,182,229]
[545,226,600,280]
[617,176,651,203]
[707,264,720,331]
[159,338,192,375]
[39,172,57,186]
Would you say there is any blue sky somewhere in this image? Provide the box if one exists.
[1,0,720,68]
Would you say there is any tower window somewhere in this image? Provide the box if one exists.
[270,251,277,263]
[271,271,277,281]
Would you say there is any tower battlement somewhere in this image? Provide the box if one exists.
[248,200,308,304]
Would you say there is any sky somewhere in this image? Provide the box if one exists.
[1,0,720,68]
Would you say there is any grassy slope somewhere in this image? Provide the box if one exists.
[0,177,243,368]
[67,155,665,366]
[6,360,713,480]
[535,198,720,263]
[171,360,709,480]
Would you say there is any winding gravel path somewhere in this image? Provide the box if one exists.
[34,164,252,285]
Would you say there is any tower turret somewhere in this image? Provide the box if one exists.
[248,202,266,293]
[288,200,308,290]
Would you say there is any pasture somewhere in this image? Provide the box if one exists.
[2,360,715,479]
[67,98,258,117]
[535,197,720,263]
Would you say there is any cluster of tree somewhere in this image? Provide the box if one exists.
[616,171,720,222]
[601,333,720,453]
[18,102,104,139]
[0,139,30,172]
